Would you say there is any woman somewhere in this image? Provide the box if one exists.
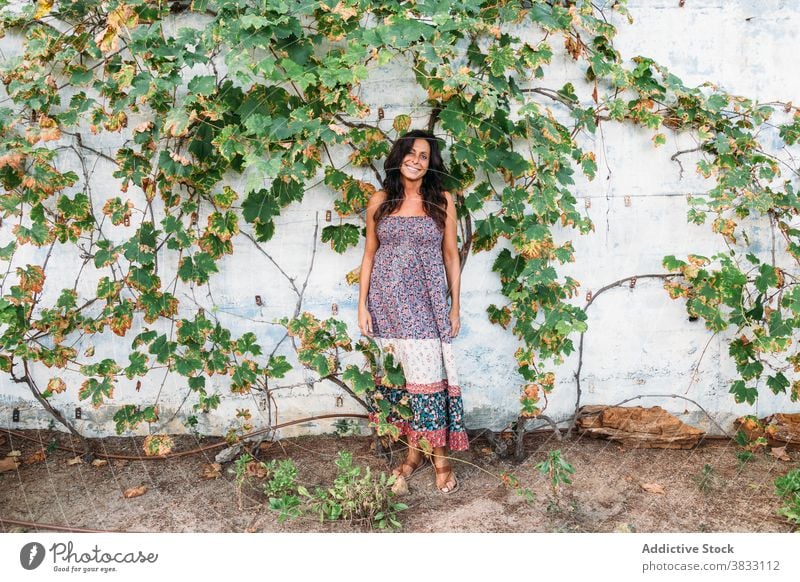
[357,129,469,494]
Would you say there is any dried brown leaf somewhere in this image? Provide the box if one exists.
[770,446,791,462]
[24,450,46,464]
[47,377,67,394]
[245,460,268,479]
[122,485,147,499]
[91,459,108,468]
[66,456,82,466]
[142,434,173,456]
[201,463,222,480]
[640,482,665,494]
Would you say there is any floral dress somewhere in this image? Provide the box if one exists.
[366,214,469,451]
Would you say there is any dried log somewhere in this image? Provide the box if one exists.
[577,405,704,449]
[0,456,20,473]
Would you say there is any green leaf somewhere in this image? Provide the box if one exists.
[57,193,90,219]
[487,304,511,328]
[321,223,360,253]
[755,264,778,293]
[164,107,194,137]
[149,334,177,363]
[0,240,15,260]
[782,288,800,315]
[236,332,262,356]
[14,222,51,246]
[267,355,292,378]
[178,252,219,284]
[214,186,239,208]
[343,365,374,394]
[187,75,217,96]
[214,125,247,162]
[242,188,280,225]
[94,240,118,268]
[56,289,77,309]
[102,197,133,226]
[662,255,687,271]
[439,105,468,135]
[706,93,728,113]
[382,353,406,387]
[128,266,159,291]
[187,376,206,391]
[767,373,790,395]
[113,405,141,435]
[207,211,239,240]
[729,380,757,405]
[79,377,115,408]
[125,352,149,378]
[528,3,564,30]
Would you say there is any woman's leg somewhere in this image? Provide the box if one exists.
[431,446,457,492]
[392,441,425,478]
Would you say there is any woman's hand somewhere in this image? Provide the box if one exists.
[449,309,460,337]
[358,305,374,337]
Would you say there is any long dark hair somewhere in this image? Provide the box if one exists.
[373,129,449,231]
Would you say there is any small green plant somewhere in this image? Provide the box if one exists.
[45,438,58,454]
[694,464,719,494]
[232,453,252,483]
[735,450,754,469]
[501,471,536,505]
[774,469,800,527]
[268,494,303,522]
[535,449,575,511]
[299,451,407,530]
[733,426,765,471]
[230,452,269,510]
[260,456,302,522]
[264,459,299,497]
[231,453,253,510]
[264,451,407,530]
[333,419,361,437]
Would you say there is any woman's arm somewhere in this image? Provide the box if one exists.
[442,192,461,319]
[358,191,385,335]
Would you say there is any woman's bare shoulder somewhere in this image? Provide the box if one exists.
[367,189,387,217]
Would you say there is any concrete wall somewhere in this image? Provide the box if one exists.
[1,1,798,438]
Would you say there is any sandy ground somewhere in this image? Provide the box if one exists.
[0,428,795,533]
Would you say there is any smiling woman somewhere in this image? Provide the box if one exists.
[357,130,468,495]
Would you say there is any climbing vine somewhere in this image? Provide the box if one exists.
[0,0,798,464]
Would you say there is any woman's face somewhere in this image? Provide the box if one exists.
[399,138,431,183]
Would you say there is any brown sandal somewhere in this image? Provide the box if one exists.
[392,456,428,480]
[434,463,459,494]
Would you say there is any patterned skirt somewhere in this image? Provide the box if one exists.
[368,338,469,451]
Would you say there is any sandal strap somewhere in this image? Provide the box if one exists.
[394,457,422,475]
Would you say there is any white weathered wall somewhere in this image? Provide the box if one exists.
[1,1,798,438]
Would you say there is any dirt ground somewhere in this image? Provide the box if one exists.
[0,428,796,533]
